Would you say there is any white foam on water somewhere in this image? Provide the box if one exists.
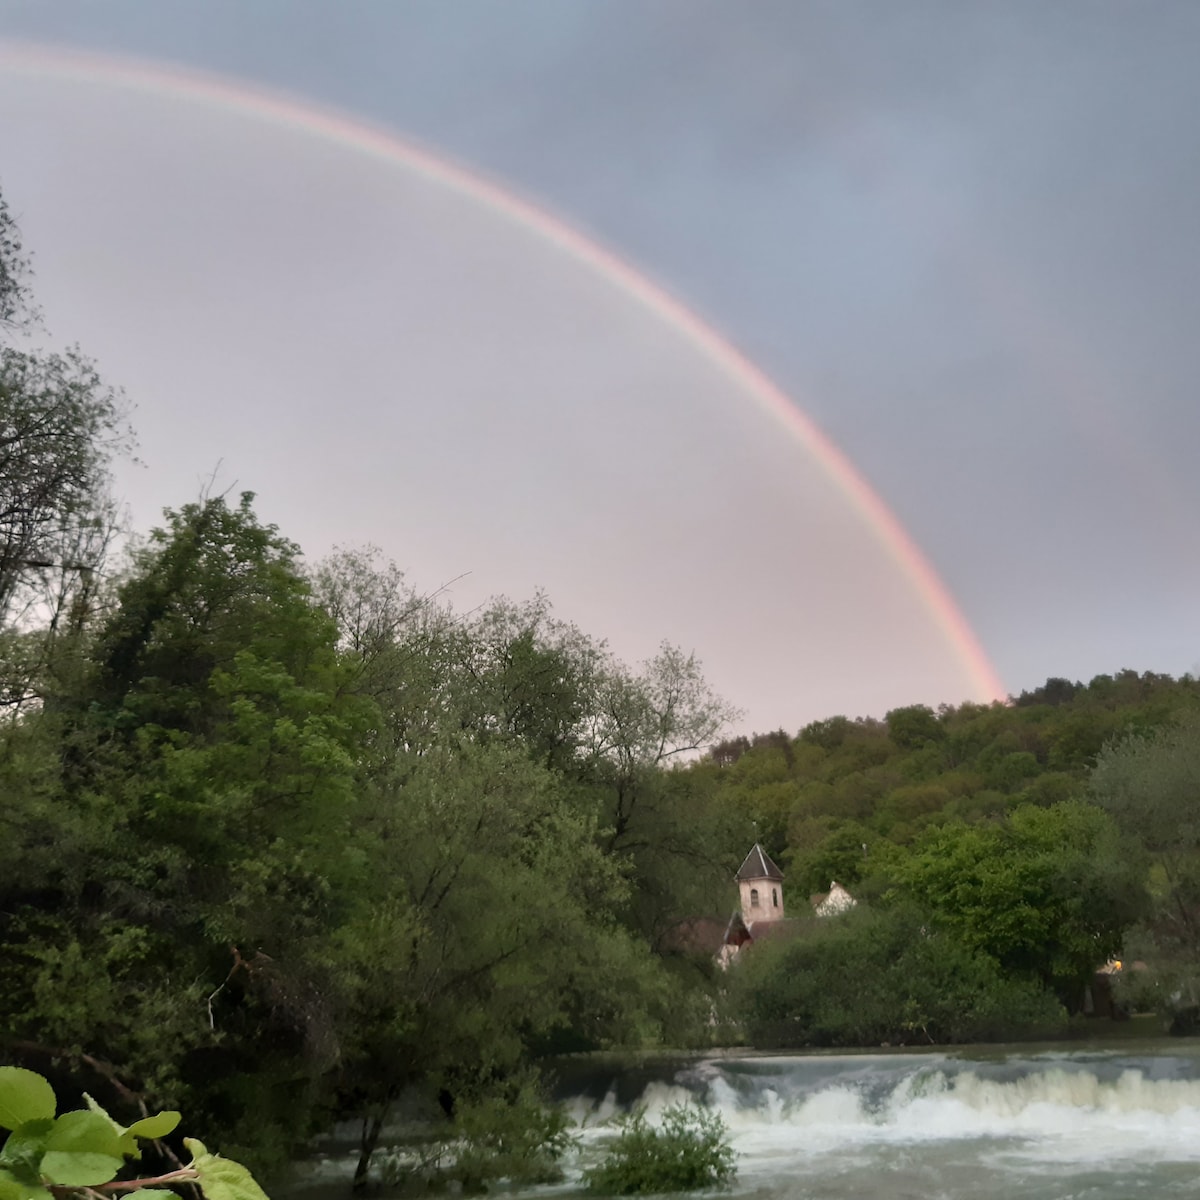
[569,1060,1200,1179]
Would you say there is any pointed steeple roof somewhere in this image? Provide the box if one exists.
[735,843,783,882]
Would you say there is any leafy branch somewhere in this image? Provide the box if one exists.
[0,1068,268,1200]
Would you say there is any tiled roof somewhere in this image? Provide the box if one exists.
[735,842,784,882]
[744,918,798,941]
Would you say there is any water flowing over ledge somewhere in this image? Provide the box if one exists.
[293,1046,1200,1200]
[554,1046,1200,1199]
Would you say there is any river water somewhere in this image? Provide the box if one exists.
[299,1043,1200,1199]
[555,1043,1200,1199]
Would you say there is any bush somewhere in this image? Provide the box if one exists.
[450,1082,577,1191]
[731,904,1064,1047]
[584,1104,735,1195]
[379,1076,577,1194]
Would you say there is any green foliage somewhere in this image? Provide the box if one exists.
[584,1105,735,1195]
[730,906,1064,1047]
[0,189,33,328]
[1091,714,1200,1022]
[393,1076,579,1193]
[184,1140,269,1200]
[0,1070,55,1130]
[453,1096,575,1189]
[785,820,873,895]
[707,672,1200,868]
[885,704,945,750]
[0,1068,262,1200]
[895,802,1147,1003]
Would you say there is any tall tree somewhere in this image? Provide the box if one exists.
[0,186,34,330]
[2,494,374,1169]
[1091,714,1200,1011]
[0,187,128,711]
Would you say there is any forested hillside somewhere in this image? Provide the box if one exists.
[699,672,1200,896]
[696,676,1200,1046]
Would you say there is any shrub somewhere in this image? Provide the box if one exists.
[584,1104,735,1195]
[378,1075,576,1194]
[731,904,1064,1047]
[449,1082,577,1191]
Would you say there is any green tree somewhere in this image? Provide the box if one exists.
[1091,714,1200,1018]
[895,801,1145,1006]
[0,191,128,712]
[2,494,374,1171]
[885,704,945,751]
[731,905,1062,1047]
[0,187,34,329]
[337,735,671,1186]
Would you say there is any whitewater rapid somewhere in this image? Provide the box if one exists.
[562,1047,1200,1196]
[290,1046,1200,1200]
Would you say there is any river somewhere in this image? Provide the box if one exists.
[299,1042,1200,1199]
[558,1043,1200,1198]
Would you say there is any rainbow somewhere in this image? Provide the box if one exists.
[0,39,1005,703]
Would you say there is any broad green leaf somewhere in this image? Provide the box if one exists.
[184,1139,269,1200]
[0,1072,55,1132]
[38,1149,123,1187]
[133,1191,178,1199]
[0,1119,53,1175]
[82,1095,179,1158]
[41,1111,125,1185]
[0,1166,52,1200]
[45,1111,125,1158]
[83,1095,117,1127]
[127,1112,181,1141]
[83,1095,139,1158]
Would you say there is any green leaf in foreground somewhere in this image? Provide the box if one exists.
[83,1095,180,1158]
[0,1118,54,1179]
[40,1111,125,1186]
[0,1072,56,1133]
[184,1139,270,1200]
[0,1167,52,1200]
[126,1112,181,1142]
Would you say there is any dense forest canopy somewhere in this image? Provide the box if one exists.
[2,185,1199,1184]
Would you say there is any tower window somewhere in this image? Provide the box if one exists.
[772,888,779,908]
[750,887,760,907]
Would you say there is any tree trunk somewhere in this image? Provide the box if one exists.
[352,1106,388,1193]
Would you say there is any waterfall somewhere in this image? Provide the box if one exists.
[561,1048,1200,1198]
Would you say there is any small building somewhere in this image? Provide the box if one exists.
[811,881,857,917]
[714,847,858,969]
[736,843,785,924]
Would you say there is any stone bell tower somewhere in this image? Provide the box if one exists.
[736,843,784,924]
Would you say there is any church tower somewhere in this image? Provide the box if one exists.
[735,843,784,924]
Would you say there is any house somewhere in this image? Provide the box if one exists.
[717,845,856,967]
[663,845,858,968]
[811,881,857,917]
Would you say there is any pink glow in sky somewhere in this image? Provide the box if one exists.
[0,44,1004,732]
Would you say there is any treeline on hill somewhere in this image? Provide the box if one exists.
[3,183,1200,1184]
[698,674,1200,1046]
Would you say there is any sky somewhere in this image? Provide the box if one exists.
[1,2,1198,735]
